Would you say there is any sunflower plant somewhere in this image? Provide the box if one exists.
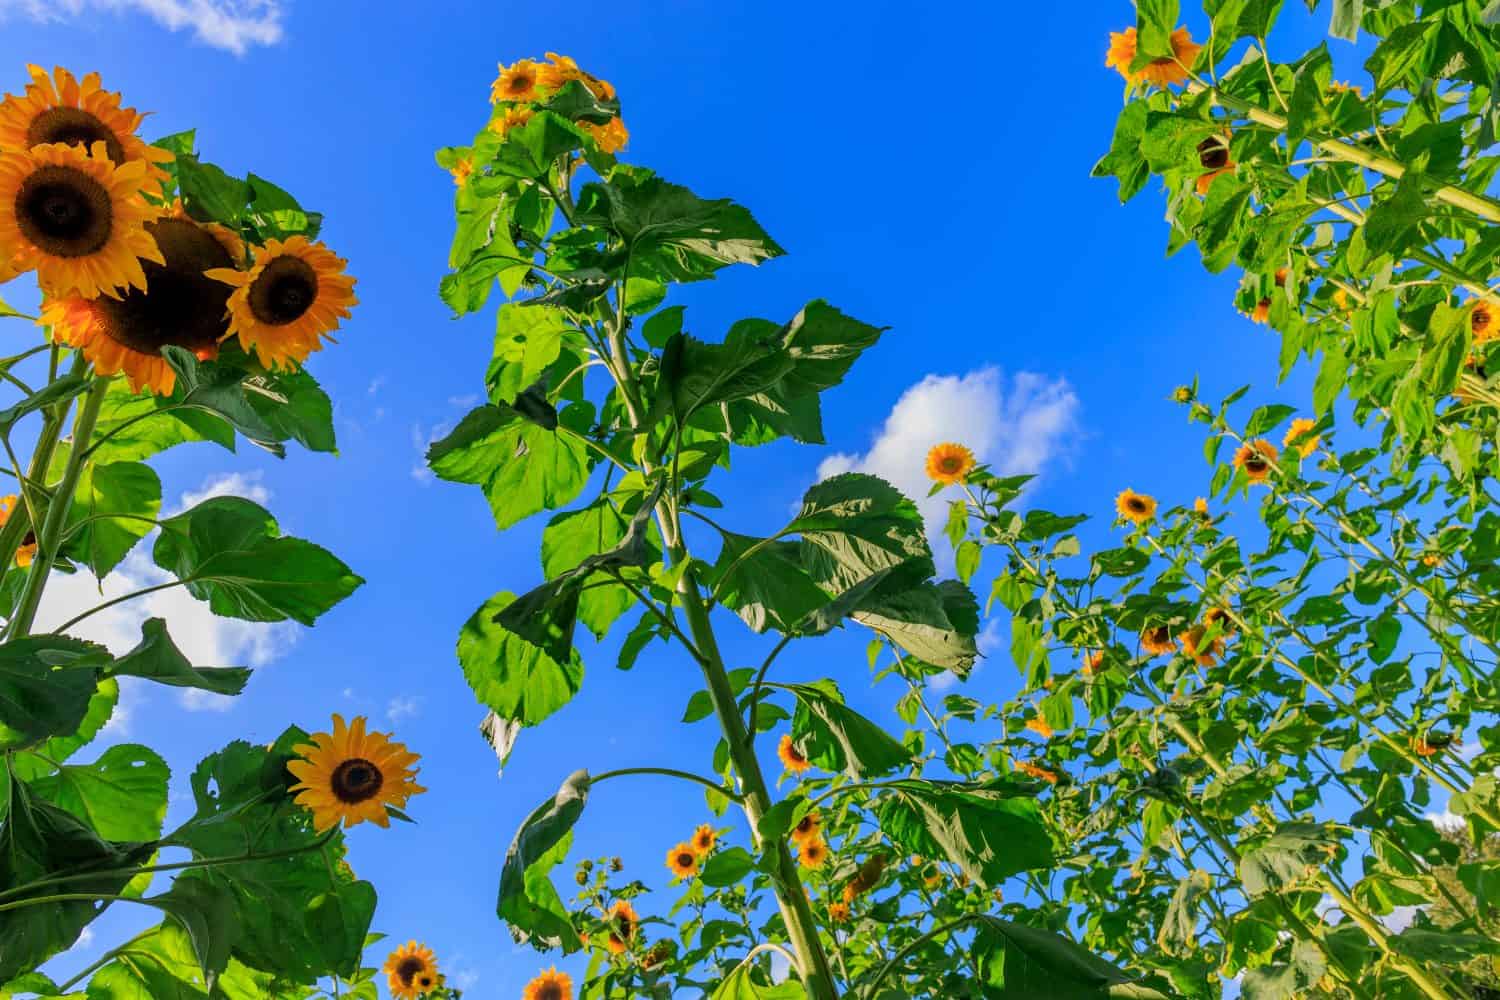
[428,53,1166,999]
[0,64,418,997]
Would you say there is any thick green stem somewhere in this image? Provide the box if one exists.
[0,354,86,576]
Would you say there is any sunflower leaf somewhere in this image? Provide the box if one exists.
[970,917,1169,996]
[709,532,831,635]
[106,618,250,697]
[790,473,933,594]
[872,780,1054,888]
[660,322,794,422]
[0,636,109,751]
[778,679,912,779]
[60,459,161,580]
[499,770,589,952]
[460,591,584,726]
[29,743,169,842]
[7,679,118,784]
[0,371,89,435]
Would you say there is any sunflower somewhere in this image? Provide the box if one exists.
[0,66,173,190]
[1196,135,1230,171]
[778,733,811,775]
[1328,81,1364,97]
[492,59,543,103]
[1016,760,1058,784]
[286,714,425,832]
[1234,440,1279,482]
[1422,553,1442,568]
[1283,417,1319,458]
[208,235,357,371]
[1195,163,1235,196]
[1202,606,1236,636]
[666,842,699,879]
[523,968,573,1000]
[1250,298,1271,324]
[1114,488,1156,524]
[1471,300,1497,344]
[691,823,717,855]
[925,442,975,485]
[490,105,535,137]
[1025,717,1055,739]
[798,837,829,869]
[843,854,886,901]
[828,902,850,924]
[1332,288,1352,312]
[1177,624,1222,666]
[42,214,240,395]
[605,900,638,954]
[0,494,35,567]
[448,155,473,187]
[383,941,440,1000]
[1082,650,1104,676]
[0,141,162,298]
[790,809,821,845]
[1193,497,1211,520]
[1105,26,1201,89]
[1141,626,1174,657]
[581,117,629,155]
[538,53,616,100]
[1411,735,1441,758]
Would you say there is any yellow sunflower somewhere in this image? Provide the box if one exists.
[0,141,162,299]
[538,53,616,100]
[790,809,821,845]
[581,117,629,155]
[207,235,357,371]
[523,968,573,1000]
[690,823,717,855]
[0,66,173,191]
[1234,440,1279,482]
[0,494,35,567]
[1203,606,1236,636]
[1105,26,1201,89]
[1141,626,1175,657]
[1016,760,1058,784]
[1082,650,1104,676]
[286,714,425,833]
[925,441,975,485]
[777,733,811,775]
[492,59,543,103]
[1283,417,1319,458]
[828,902,850,924]
[666,842,699,879]
[1193,497,1210,519]
[798,837,829,870]
[1114,488,1156,524]
[383,941,440,1000]
[489,105,535,138]
[41,214,241,395]
[1025,717,1054,739]
[605,900,638,955]
[448,154,473,187]
[1422,552,1442,568]
[1177,624,1223,666]
[1471,300,1497,344]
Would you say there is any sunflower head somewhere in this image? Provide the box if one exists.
[1283,417,1319,459]
[1141,626,1175,657]
[581,117,629,155]
[383,941,440,1000]
[691,823,717,855]
[666,842,699,879]
[490,105,536,138]
[1196,135,1229,171]
[791,809,822,844]
[828,902,851,923]
[208,235,357,371]
[286,714,425,832]
[0,141,162,299]
[1250,298,1271,324]
[1016,760,1059,784]
[1114,488,1157,525]
[777,733,812,775]
[523,967,573,1000]
[1233,440,1279,482]
[1105,26,1201,89]
[605,900,638,954]
[1193,497,1210,519]
[798,837,829,870]
[1422,552,1442,568]
[1202,606,1236,636]
[1025,716,1055,739]
[492,59,543,103]
[1472,301,1497,344]
[925,442,975,486]
[1177,624,1223,666]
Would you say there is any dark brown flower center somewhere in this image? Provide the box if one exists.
[330,756,384,804]
[1476,306,1493,331]
[90,218,234,360]
[795,816,815,835]
[1197,136,1229,170]
[15,165,111,257]
[27,108,125,165]
[536,983,563,1000]
[394,957,424,985]
[507,71,535,93]
[247,254,318,326]
[676,851,695,868]
[416,974,434,989]
[1126,497,1147,513]
[1245,455,1268,473]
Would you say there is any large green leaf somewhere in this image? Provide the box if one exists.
[0,636,110,750]
[1239,940,1327,1000]
[710,532,831,634]
[1238,822,1343,896]
[971,917,1170,998]
[850,580,980,674]
[873,779,1053,886]
[30,743,169,841]
[83,921,306,1000]
[791,474,933,592]
[458,591,584,726]
[152,496,362,625]
[539,498,655,640]
[776,300,886,398]
[61,460,161,579]
[242,367,337,455]
[499,770,589,951]
[9,679,118,783]
[661,322,793,420]
[106,618,250,697]
[709,962,806,999]
[89,380,234,465]
[487,303,586,404]
[780,680,912,779]
[493,111,586,178]
[0,373,90,436]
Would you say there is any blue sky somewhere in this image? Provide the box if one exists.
[0,1,1355,994]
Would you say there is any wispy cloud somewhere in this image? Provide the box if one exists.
[178,470,270,511]
[0,0,286,54]
[386,695,422,723]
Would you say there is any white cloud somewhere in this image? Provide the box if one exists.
[410,420,455,484]
[178,470,270,512]
[0,0,285,53]
[386,695,421,723]
[1427,809,1464,833]
[448,394,480,409]
[818,368,1080,548]
[367,376,386,396]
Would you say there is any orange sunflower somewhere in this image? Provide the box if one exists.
[1283,417,1319,458]
[0,141,162,299]
[1177,624,1223,666]
[798,837,829,869]
[925,442,975,485]
[581,117,629,155]
[604,900,638,955]
[1016,760,1059,784]
[490,105,535,138]
[207,235,357,371]
[1234,440,1279,482]
[1082,650,1104,676]
[1025,717,1055,739]
[778,733,812,775]
[492,59,543,103]
[538,52,616,100]
[383,941,440,999]
[41,213,241,395]
[448,155,473,187]
[523,968,573,1000]
[286,714,425,832]
[0,65,173,191]
[1471,300,1497,344]
[1106,26,1202,89]
[1141,626,1175,657]
[690,823,717,855]
[1193,497,1210,520]
[1250,298,1272,324]
[790,809,822,845]
[828,902,851,924]
[0,494,36,567]
[666,842,699,879]
[1115,488,1157,524]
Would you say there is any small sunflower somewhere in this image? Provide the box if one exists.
[1274,267,1289,288]
[1332,288,1352,312]
[208,235,357,371]
[0,494,35,567]
[1202,606,1236,636]
[922,868,944,889]
[798,837,829,870]
[1195,163,1234,196]
[523,968,573,1000]
[286,714,425,833]
[1016,760,1058,784]
[925,441,975,485]
[778,733,812,775]
[581,117,629,155]
[490,105,535,137]
[1193,497,1210,520]
[42,214,240,395]
[1196,135,1230,171]
[1233,440,1279,482]
[1177,624,1222,666]
[1105,26,1201,89]
[538,53,616,100]
[1283,417,1319,458]
[1421,552,1442,568]
[1471,300,1497,344]
[605,900,638,955]
[1025,717,1055,739]
[383,941,440,1000]
[1141,626,1174,657]
[1328,81,1364,97]
[1082,650,1104,676]
[492,59,543,103]
[790,809,821,845]
[0,66,173,191]
[666,842,699,879]
[828,902,850,924]
[690,823,717,855]
[1114,488,1156,524]
[1410,735,1441,758]
[1250,298,1271,324]
[843,854,886,900]
[0,141,162,299]
[448,155,473,187]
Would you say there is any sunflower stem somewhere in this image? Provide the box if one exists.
[592,766,743,802]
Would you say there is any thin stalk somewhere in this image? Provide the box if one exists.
[592,766,744,803]
[0,354,85,575]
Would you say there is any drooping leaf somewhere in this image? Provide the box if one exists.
[781,680,912,779]
[0,636,110,751]
[710,532,831,634]
[107,618,250,697]
[498,770,589,951]
[970,917,1170,998]
[660,323,793,421]
[458,591,584,727]
[874,779,1053,886]
[8,679,118,783]
[708,960,806,999]
[850,580,980,674]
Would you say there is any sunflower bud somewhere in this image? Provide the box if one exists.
[1196,135,1230,170]
[1170,385,1195,404]
[575,870,588,885]
[610,856,624,872]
